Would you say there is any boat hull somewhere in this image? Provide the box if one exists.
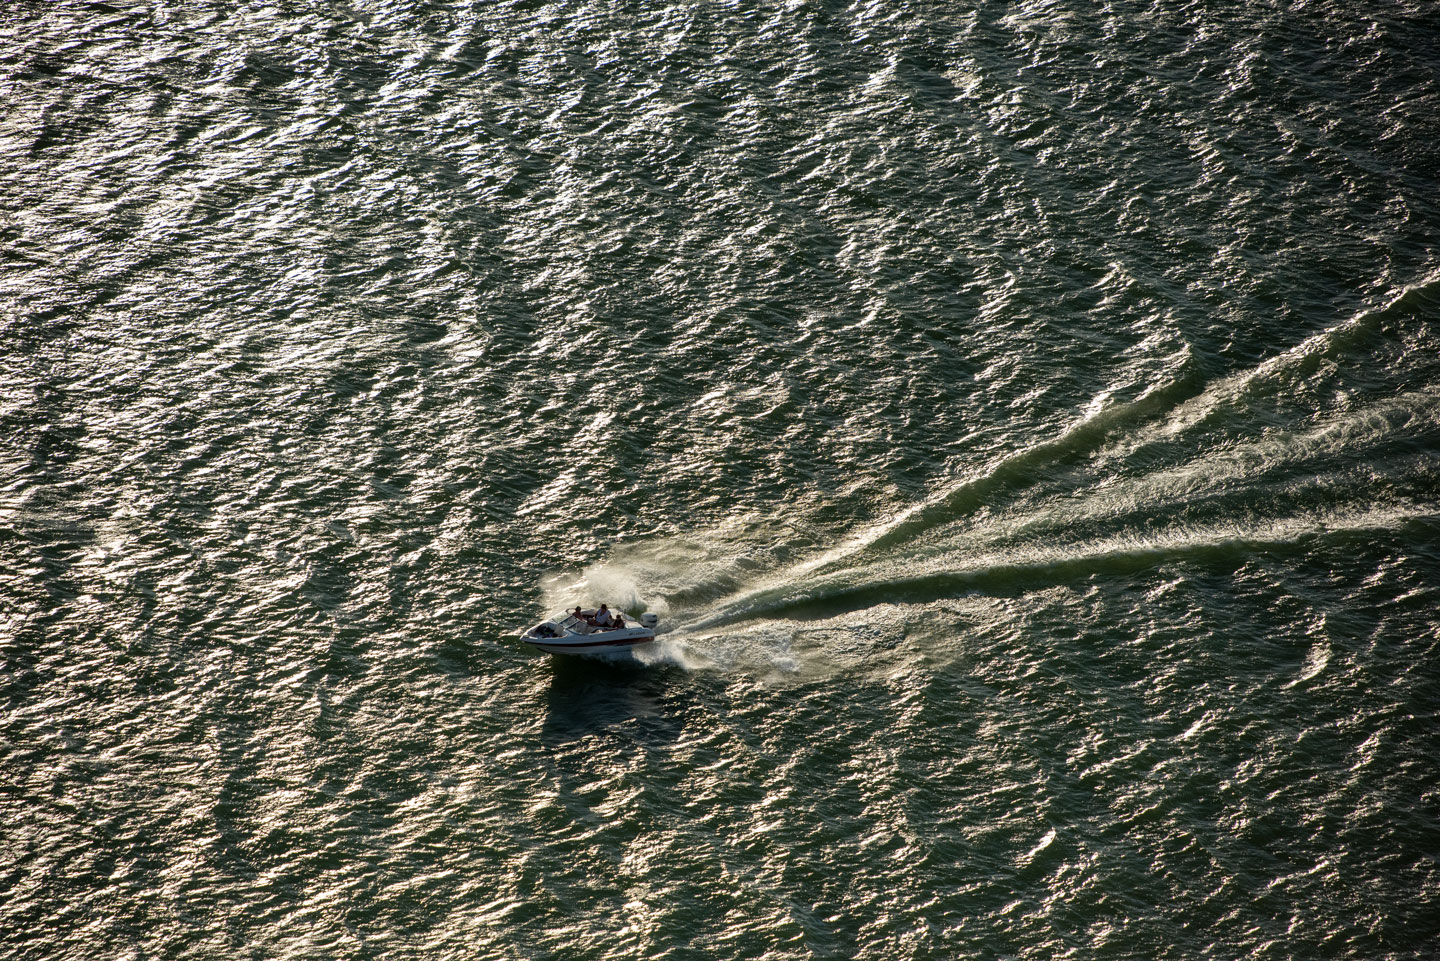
[521,628,656,657]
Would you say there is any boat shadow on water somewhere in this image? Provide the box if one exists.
[539,654,691,753]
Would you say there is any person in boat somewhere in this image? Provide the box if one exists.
[594,604,613,628]
[571,607,591,634]
[612,612,625,629]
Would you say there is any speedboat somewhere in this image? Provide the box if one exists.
[520,609,658,657]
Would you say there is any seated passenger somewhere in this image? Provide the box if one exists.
[594,604,613,628]
[612,613,625,629]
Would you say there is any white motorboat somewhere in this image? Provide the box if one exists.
[520,609,658,657]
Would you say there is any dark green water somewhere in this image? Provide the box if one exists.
[3,1,1439,958]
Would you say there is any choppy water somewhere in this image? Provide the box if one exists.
[4,1,1439,958]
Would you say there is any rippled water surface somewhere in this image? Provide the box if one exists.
[4,1,1439,958]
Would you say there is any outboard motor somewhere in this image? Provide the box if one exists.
[639,613,659,630]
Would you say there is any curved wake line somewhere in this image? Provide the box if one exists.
[576,276,1439,639]
[792,362,1205,576]
[680,507,1437,632]
[1133,272,1440,442]
[793,273,1440,579]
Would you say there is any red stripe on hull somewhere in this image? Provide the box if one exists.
[524,635,655,650]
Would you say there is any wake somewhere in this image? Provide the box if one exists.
[552,275,1440,637]
[801,273,1440,577]
[685,505,1436,631]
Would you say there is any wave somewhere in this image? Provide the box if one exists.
[799,351,1204,568]
[684,506,1436,630]
[1121,271,1440,442]
[559,274,1439,637]
[790,272,1440,577]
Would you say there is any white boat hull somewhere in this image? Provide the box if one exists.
[519,610,657,658]
[521,628,656,657]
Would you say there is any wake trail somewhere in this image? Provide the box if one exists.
[560,276,1438,639]
[680,506,1437,632]
[791,273,1440,580]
